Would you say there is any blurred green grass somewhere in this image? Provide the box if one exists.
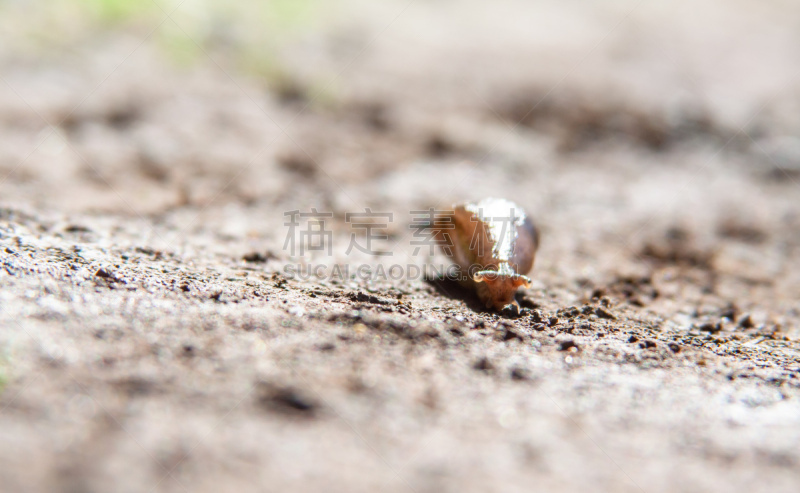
[84,0,157,22]
[1,0,335,93]
[53,0,327,29]
[80,0,327,31]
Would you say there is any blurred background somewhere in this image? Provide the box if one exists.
[2,1,800,492]
[2,0,799,300]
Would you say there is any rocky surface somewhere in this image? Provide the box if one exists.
[1,1,800,492]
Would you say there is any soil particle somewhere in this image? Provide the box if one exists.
[93,268,115,279]
[559,306,580,319]
[497,322,527,342]
[698,321,723,334]
[64,225,92,233]
[347,291,398,306]
[594,306,617,320]
[473,357,494,372]
[558,340,579,352]
[425,134,455,157]
[510,366,531,381]
[316,342,336,351]
[639,340,658,350]
[739,314,756,329]
[258,383,318,416]
[112,377,160,397]
[242,251,277,263]
[528,309,545,323]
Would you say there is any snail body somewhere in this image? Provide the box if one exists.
[435,198,539,312]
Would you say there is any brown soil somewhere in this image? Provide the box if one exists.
[1,1,800,492]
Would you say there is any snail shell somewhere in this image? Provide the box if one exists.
[435,198,539,312]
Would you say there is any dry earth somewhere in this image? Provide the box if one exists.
[1,1,800,492]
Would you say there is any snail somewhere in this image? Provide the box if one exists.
[433,198,539,313]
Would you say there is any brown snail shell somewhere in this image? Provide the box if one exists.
[434,198,539,312]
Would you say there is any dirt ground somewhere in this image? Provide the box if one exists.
[1,1,800,492]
